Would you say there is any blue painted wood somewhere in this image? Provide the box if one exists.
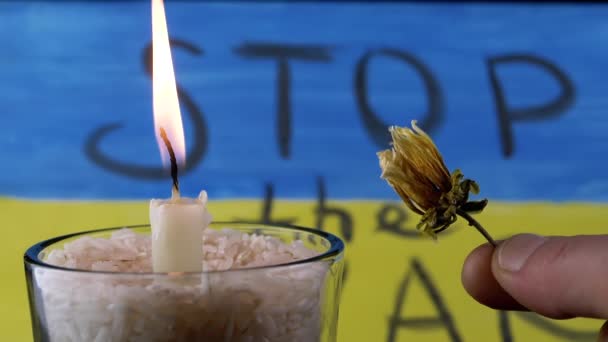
[0,2,606,201]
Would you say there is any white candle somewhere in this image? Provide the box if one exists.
[150,189,212,273]
[149,0,211,273]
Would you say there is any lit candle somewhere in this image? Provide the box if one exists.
[149,0,211,273]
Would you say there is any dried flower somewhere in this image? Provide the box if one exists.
[377,120,496,245]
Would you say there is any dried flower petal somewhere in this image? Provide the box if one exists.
[378,121,451,213]
[378,120,492,241]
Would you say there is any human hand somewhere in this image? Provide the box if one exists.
[462,234,608,340]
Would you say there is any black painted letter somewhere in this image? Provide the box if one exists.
[84,39,208,178]
[487,54,575,158]
[234,42,333,159]
[355,49,442,148]
[235,183,297,226]
[315,176,353,242]
[498,311,513,342]
[388,258,462,342]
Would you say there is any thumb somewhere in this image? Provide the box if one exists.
[492,233,608,319]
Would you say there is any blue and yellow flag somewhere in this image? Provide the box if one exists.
[1,2,607,341]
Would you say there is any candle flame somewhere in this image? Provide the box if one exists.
[152,0,185,167]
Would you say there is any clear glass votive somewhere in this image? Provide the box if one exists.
[24,222,345,342]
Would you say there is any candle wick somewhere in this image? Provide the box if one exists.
[159,127,179,193]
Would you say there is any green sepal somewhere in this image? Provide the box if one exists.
[460,199,488,213]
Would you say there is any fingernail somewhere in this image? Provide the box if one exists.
[497,234,546,272]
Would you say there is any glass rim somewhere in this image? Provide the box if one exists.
[24,221,345,276]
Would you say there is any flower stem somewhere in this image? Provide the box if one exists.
[456,208,497,247]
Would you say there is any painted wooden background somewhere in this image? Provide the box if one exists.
[1,2,607,341]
